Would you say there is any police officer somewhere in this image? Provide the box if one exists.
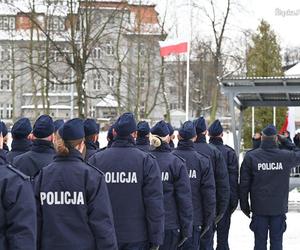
[84,118,100,160]
[7,118,32,164]
[13,115,56,178]
[193,117,230,250]
[1,121,9,152]
[240,125,300,250]
[136,121,151,152]
[89,113,164,250]
[35,118,118,250]
[208,120,239,250]
[150,120,193,249]
[167,123,175,149]
[0,124,37,250]
[173,121,216,250]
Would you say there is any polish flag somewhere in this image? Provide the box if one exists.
[159,39,188,57]
[279,107,296,138]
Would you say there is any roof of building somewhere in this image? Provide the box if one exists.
[221,76,300,109]
[96,94,118,108]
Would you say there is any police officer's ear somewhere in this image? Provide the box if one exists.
[131,131,137,139]
[28,133,34,141]
[191,135,197,142]
[112,128,117,138]
[75,140,86,154]
[0,132,3,150]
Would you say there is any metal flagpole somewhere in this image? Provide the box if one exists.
[273,106,276,126]
[252,107,255,136]
[185,0,191,121]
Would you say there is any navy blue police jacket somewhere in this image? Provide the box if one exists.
[209,137,239,212]
[13,140,55,178]
[6,138,32,164]
[89,136,164,245]
[136,137,150,152]
[150,142,193,238]
[34,149,118,250]
[194,135,230,216]
[0,150,37,250]
[85,140,100,161]
[173,140,216,228]
[240,139,300,216]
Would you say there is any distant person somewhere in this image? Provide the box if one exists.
[209,120,239,250]
[136,121,151,152]
[7,118,32,164]
[35,118,118,250]
[252,132,262,149]
[193,117,230,250]
[173,121,216,250]
[167,122,175,149]
[13,115,55,178]
[0,121,9,152]
[0,124,37,250]
[150,120,193,250]
[293,131,300,148]
[106,124,115,149]
[240,125,300,250]
[89,113,164,250]
[84,119,100,160]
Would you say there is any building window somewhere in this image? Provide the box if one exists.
[49,16,65,31]
[6,104,12,118]
[170,103,178,110]
[106,41,114,56]
[0,47,11,61]
[107,71,115,87]
[93,73,101,90]
[0,16,15,30]
[50,50,60,62]
[0,74,11,91]
[0,104,3,119]
[89,106,96,117]
[92,47,101,59]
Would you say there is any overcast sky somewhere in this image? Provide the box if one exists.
[154,0,300,49]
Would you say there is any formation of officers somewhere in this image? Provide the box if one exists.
[0,112,298,250]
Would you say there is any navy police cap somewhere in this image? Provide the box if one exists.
[137,121,150,136]
[84,119,100,137]
[262,124,277,136]
[208,119,223,137]
[54,119,64,132]
[151,120,170,137]
[115,112,137,137]
[58,118,85,140]
[33,115,54,138]
[11,118,32,139]
[194,117,207,134]
[179,121,197,140]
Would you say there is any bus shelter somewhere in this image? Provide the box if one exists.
[221,76,300,189]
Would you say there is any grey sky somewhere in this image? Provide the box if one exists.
[154,0,300,49]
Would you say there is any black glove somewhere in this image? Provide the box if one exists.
[200,225,210,239]
[177,237,188,248]
[149,245,159,250]
[214,213,224,225]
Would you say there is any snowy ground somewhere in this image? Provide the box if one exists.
[228,210,300,250]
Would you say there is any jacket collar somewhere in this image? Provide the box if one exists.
[85,140,98,150]
[54,148,84,162]
[177,140,195,150]
[209,136,224,145]
[154,142,171,152]
[136,137,150,146]
[11,138,32,152]
[32,139,55,154]
[260,139,278,149]
[112,135,135,148]
[195,134,207,143]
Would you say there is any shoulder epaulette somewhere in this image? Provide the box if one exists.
[7,165,30,180]
[85,162,104,175]
[172,152,186,163]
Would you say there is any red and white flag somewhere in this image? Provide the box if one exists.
[279,107,296,138]
[159,39,188,57]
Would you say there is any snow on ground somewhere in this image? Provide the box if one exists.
[228,210,300,250]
